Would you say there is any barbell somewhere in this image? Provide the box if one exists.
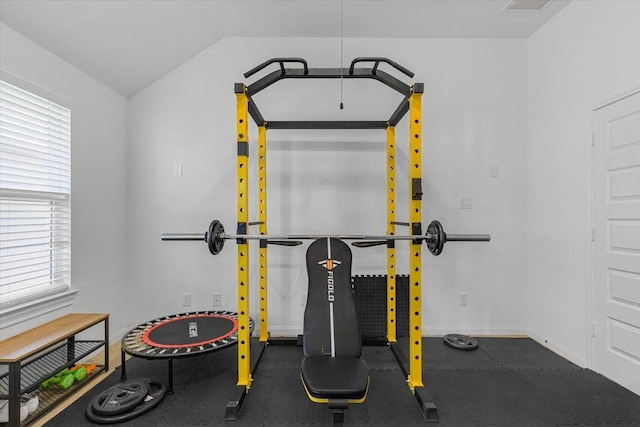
[161,219,490,256]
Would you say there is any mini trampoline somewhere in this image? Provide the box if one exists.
[121,311,254,393]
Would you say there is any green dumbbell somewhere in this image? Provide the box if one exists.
[73,366,87,381]
[59,374,75,390]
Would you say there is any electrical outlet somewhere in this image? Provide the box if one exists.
[213,293,222,307]
[182,293,191,307]
[174,163,183,177]
[301,293,307,306]
[459,293,468,306]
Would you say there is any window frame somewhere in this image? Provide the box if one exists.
[0,71,77,328]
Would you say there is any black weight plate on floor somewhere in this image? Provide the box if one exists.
[90,379,150,416]
[443,334,478,350]
[86,379,166,424]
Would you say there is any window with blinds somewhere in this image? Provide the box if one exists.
[0,79,71,308]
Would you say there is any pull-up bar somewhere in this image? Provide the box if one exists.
[244,56,414,80]
[241,57,419,127]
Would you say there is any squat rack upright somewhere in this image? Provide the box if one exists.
[230,57,435,420]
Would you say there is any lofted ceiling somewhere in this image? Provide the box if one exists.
[0,0,571,98]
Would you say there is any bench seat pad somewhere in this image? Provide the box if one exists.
[301,355,369,400]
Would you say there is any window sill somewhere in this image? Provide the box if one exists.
[0,289,79,330]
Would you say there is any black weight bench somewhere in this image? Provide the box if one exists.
[301,238,370,426]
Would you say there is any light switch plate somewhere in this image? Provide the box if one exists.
[458,196,471,209]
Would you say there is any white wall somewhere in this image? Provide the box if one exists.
[2,0,637,371]
[526,0,640,366]
[128,37,527,336]
[0,23,130,341]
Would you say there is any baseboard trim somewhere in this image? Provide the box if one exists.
[527,330,587,368]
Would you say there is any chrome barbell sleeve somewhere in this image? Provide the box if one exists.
[161,233,206,241]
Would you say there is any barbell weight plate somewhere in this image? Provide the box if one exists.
[207,220,225,255]
[90,379,150,416]
[426,220,445,256]
[443,334,478,351]
[86,379,167,424]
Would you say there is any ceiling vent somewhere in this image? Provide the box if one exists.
[503,0,551,12]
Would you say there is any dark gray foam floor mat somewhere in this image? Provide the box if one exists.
[47,338,640,426]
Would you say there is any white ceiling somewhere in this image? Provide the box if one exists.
[0,0,571,98]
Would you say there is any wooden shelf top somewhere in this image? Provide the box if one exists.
[0,313,108,362]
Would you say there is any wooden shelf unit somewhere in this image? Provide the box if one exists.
[0,313,109,426]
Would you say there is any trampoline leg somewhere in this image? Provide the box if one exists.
[168,358,174,394]
[120,349,127,380]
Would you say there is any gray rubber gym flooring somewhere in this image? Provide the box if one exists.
[48,338,640,426]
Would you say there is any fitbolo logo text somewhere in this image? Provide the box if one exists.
[318,258,341,302]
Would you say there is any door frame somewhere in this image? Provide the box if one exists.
[588,86,640,371]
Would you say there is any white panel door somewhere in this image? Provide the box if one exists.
[593,90,640,396]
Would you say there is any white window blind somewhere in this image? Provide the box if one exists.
[0,79,71,308]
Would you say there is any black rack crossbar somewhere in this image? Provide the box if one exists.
[389,96,410,127]
[266,121,388,130]
[247,68,411,97]
[242,57,418,128]
[248,97,264,127]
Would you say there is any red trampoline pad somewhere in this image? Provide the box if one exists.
[142,314,238,349]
